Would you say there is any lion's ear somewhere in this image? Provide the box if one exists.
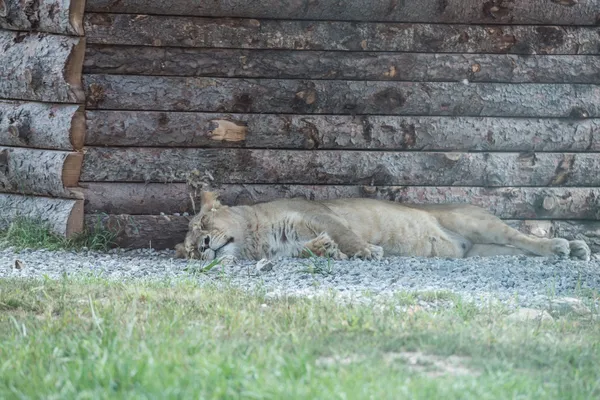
[200,191,222,211]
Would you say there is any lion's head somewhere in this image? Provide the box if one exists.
[175,191,243,260]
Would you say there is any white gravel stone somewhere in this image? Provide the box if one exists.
[1,248,599,309]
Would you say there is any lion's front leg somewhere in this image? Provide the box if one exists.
[305,215,384,261]
[301,232,348,260]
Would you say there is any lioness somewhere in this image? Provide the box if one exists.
[175,191,591,263]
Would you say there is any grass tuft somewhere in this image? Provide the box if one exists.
[0,217,117,252]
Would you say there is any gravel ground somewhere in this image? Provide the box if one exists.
[2,247,600,309]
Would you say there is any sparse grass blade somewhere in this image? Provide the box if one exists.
[0,277,599,399]
[0,217,117,252]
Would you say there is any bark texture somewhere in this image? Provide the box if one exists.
[0,194,83,237]
[509,220,600,255]
[85,0,600,25]
[84,14,600,55]
[0,0,84,35]
[84,214,190,250]
[0,100,84,150]
[0,31,85,103]
[0,147,82,197]
[84,46,600,84]
[81,183,600,221]
[80,148,600,187]
[84,75,600,118]
[85,111,600,152]
[85,213,600,252]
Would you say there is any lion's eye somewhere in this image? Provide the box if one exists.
[204,237,210,245]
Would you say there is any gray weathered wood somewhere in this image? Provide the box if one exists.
[84,0,600,25]
[85,111,600,151]
[81,183,600,220]
[0,32,85,103]
[84,46,600,84]
[0,147,82,197]
[84,14,600,55]
[85,213,600,252]
[80,148,600,187]
[0,194,83,237]
[0,100,85,150]
[0,0,85,35]
[84,75,600,118]
[509,220,600,255]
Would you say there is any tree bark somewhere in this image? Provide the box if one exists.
[0,32,85,103]
[80,148,600,187]
[509,220,600,255]
[85,213,600,252]
[84,14,600,55]
[84,45,600,84]
[84,0,600,25]
[0,0,85,35]
[81,183,600,221]
[85,111,600,152]
[0,194,83,237]
[0,147,82,197]
[0,100,85,150]
[84,75,600,118]
[84,213,190,250]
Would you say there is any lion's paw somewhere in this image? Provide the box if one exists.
[549,238,570,258]
[352,244,384,261]
[569,240,591,262]
[303,233,347,260]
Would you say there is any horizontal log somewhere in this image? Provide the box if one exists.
[0,0,84,35]
[510,220,600,255]
[81,183,600,221]
[0,100,85,150]
[0,194,83,237]
[83,46,600,84]
[0,147,82,197]
[85,213,600,252]
[84,14,600,55]
[84,111,600,152]
[83,75,600,117]
[0,32,85,103]
[80,148,600,187]
[84,0,600,25]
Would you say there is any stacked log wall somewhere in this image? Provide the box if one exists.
[0,0,85,237]
[80,0,600,252]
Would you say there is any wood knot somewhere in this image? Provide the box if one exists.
[362,186,377,195]
[542,195,557,211]
[208,120,248,142]
[444,152,462,162]
[569,107,589,119]
[295,89,317,105]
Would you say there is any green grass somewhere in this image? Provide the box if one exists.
[1,277,599,399]
[0,217,116,252]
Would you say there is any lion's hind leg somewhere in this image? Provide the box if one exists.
[465,244,535,258]
[433,208,589,260]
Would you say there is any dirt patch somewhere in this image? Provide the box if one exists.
[386,351,481,377]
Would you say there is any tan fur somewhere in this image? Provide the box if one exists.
[175,191,591,264]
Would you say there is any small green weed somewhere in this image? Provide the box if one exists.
[301,249,335,276]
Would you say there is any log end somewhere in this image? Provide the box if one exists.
[70,107,86,150]
[66,199,84,237]
[69,0,86,36]
[64,37,87,103]
[62,152,83,187]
